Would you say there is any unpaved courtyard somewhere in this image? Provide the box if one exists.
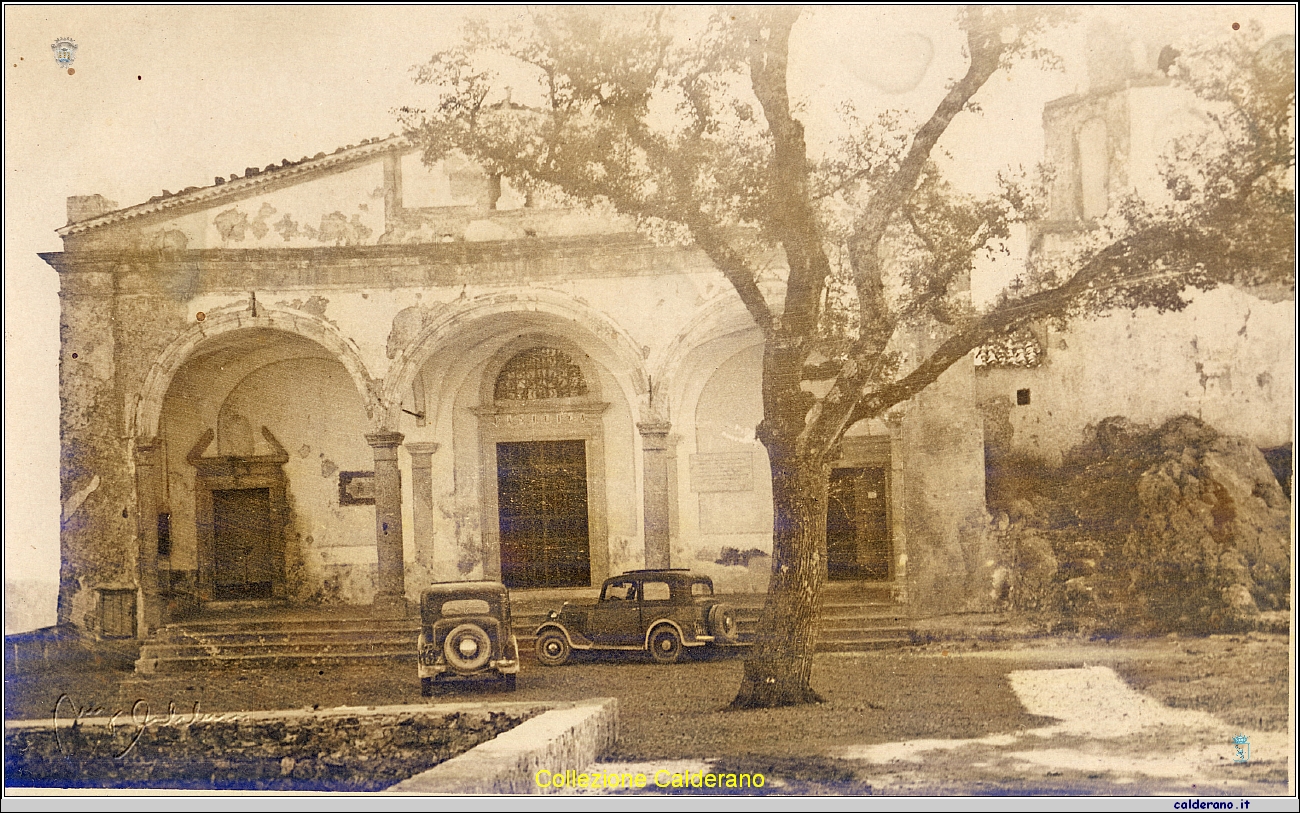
[4,632,1291,795]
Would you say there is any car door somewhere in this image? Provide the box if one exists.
[590,579,641,645]
[639,579,674,638]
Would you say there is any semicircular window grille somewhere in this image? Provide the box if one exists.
[494,347,589,401]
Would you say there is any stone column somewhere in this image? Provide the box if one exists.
[405,442,440,578]
[637,421,674,569]
[133,438,164,636]
[366,431,407,613]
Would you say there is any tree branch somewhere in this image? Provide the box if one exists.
[842,221,1216,428]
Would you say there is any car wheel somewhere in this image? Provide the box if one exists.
[535,630,571,666]
[443,623,493,671]
[421,677,435,698]
[708,603,739,645]
[648,625,682,664]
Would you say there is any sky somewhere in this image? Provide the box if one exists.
[4,6,1290,632]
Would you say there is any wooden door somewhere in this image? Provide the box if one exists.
[211,488,275,600]
[826,467,891,581]
[496,440,592,588]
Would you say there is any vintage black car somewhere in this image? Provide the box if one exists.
[418,580,520,694]
[533,569,741,665]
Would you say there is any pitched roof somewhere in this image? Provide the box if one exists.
[57,135,410,237]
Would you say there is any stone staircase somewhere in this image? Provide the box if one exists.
[815,581,913,652]
[135,606,420,674]
[135,582,911,672]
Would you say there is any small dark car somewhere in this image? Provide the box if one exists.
[533,569,741,665]
[418,580,520,695]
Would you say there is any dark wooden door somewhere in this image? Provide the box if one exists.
[212,488,275,600]
[497,440,592,588]
[826,467,891,581]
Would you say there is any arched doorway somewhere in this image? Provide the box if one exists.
[476,340,611,588]
[157,328,377,609]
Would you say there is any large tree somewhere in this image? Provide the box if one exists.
[402,7,1294,707]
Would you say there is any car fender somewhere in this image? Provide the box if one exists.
[534,622,595,651]
[643,618,704,648]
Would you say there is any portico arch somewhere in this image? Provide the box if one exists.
[134,304,382,443]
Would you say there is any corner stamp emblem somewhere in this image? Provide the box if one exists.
[1231,734,1250,763]
[51,37,78,67]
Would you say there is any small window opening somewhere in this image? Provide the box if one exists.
[1016,388,1031,406]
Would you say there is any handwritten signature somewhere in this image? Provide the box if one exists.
[52,694,240,759]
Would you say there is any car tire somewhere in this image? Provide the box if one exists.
[420,677,435,698]
[708,603,740,645]
[648,625,682,664]
[443,623,493,671]
[535,630,571,666]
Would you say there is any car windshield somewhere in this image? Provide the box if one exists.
[690,580,713,597]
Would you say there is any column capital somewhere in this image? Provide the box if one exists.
[405,441,440,457]
[637,421,673,452]
[365,431,405,449]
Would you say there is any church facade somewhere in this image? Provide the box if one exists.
[46,138,991,639]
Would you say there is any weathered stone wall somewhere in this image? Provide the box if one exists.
[6,705,532,791]
[900,355,993,615]
[58,265,135,632]
[978,288,1295,464]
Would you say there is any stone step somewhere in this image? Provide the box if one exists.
[140,639,418,660]
[816,626,912,642]
[162,617,419,635]
[140,650,417,673]
[151,628,418,647]
[814,638,913,653]
[136,582,912,671]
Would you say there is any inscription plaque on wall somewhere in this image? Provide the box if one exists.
[689,452,753,493]
[338,471,375,505]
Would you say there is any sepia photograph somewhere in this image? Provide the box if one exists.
[3,5,1294,803]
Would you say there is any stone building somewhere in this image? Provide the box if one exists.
[976,24,1294,467]
[47,138,991,639]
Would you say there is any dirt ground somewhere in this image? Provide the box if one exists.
[4,632,1292,795]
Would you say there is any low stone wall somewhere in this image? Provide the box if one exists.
[388,698,618,794]
[6,701,544,791]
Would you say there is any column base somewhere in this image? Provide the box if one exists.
[373,593,412,618]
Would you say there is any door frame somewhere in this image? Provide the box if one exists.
[475,401,610,587]
[495,438,593,589]
[189,427,290,603]
[830,433,905,583]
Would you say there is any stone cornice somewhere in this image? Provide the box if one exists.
[40,233,726,290]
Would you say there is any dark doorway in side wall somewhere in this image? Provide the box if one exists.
[826,467,891,581]
[496,440,592,588]
[211,488,275,600]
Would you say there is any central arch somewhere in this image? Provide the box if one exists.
[477,337,610,588]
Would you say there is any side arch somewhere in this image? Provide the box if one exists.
[649,293,762,425]
[133,304,382,441]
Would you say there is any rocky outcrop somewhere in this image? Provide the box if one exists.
[992,415,1291,634]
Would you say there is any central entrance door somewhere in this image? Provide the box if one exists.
[211,487,276,600]
[496,440,592,588]
[826,467,891,581]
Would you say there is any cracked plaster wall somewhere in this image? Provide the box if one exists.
[978,287,1294,465]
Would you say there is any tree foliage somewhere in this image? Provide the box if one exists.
[401,7,1295,707]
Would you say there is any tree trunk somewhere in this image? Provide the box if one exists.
[730,445,830,708]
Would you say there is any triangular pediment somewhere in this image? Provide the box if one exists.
[60,137,629,252]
